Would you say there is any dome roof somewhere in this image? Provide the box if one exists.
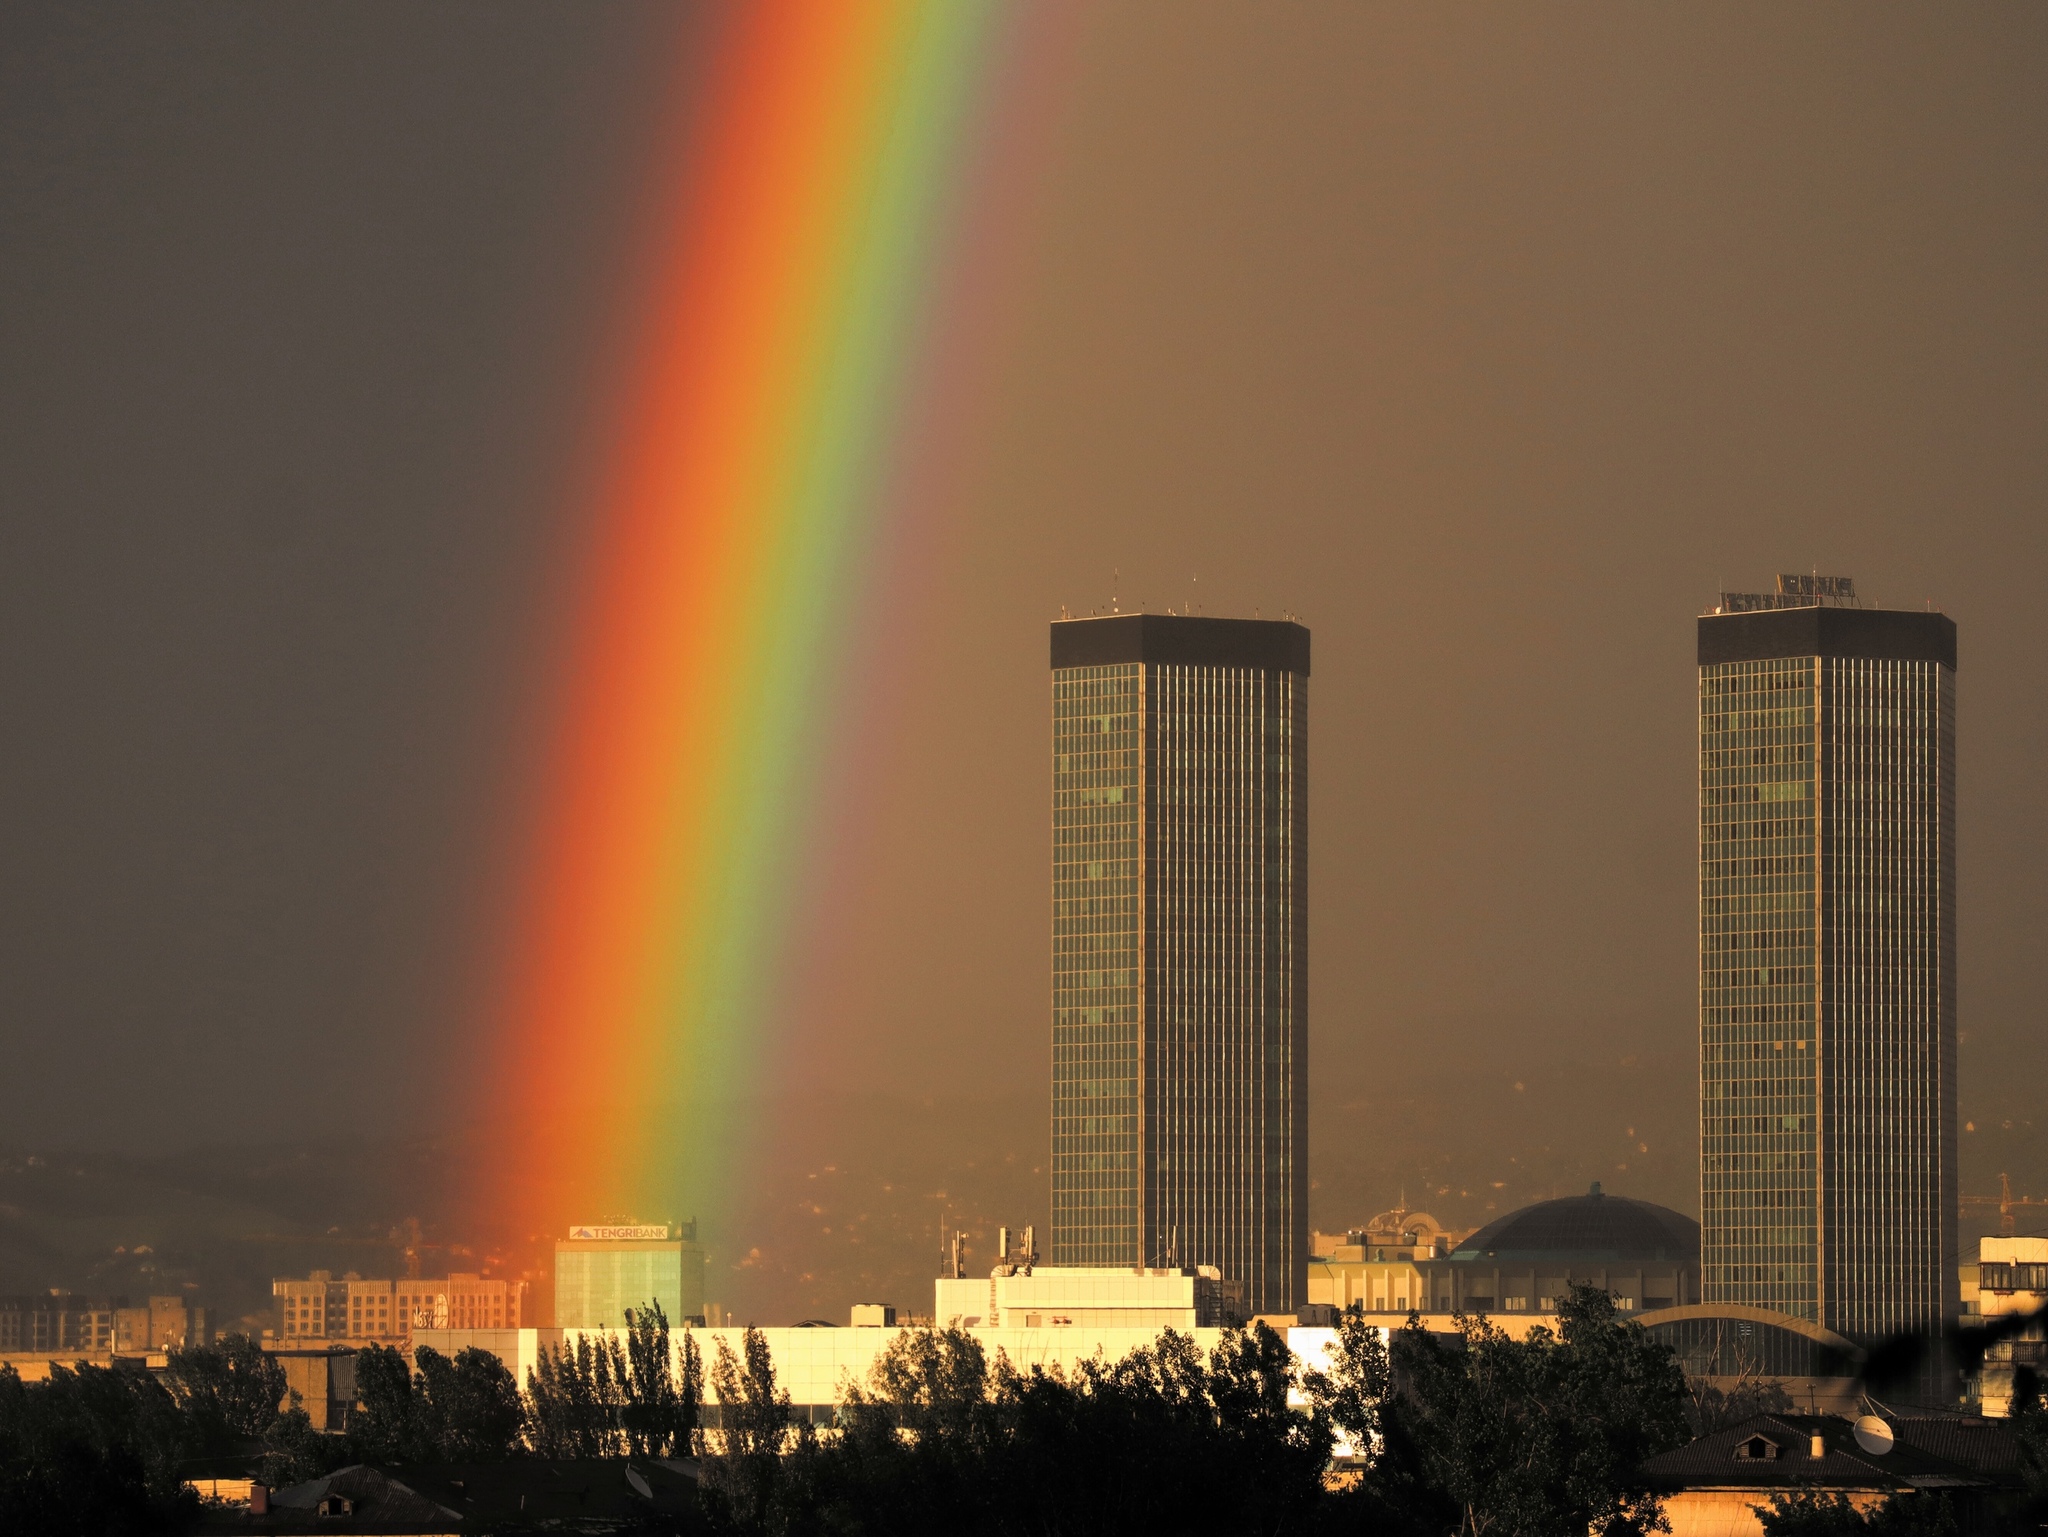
[1451,1184,1699,1264]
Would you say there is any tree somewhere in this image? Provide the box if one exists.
[349,1342,429,1464]
[1324,1285,1691,1537]
[1756,1489,1869,1537]
[0,1360,195,1536]
[1756,1490,1961,1537]
[261,1394,351,1487]
[622,1301,699,1457]
[415,1346,525,1461]
[1383,1308,1564,1537]
[1685,1371,1796,1436]
[1550,1285,1693,1536]
[795,1326,1001,1533]
[703,1327,802,1531]
[525,1331,631,1458]
[770,1322,1330,1537]
[163,1333,286,1455]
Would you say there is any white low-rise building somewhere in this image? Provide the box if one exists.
[934,1265,1226,1331]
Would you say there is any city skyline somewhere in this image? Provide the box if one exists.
[3,6,2047,1326]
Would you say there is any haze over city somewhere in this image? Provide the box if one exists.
[3,2,2045,1339]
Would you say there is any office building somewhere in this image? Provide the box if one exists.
[1698,577,1959,1343]
[1049,613,1309,1314]
[554,1223,705,1329]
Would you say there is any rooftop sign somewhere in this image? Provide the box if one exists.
[1714,574,1859,614]
[567,1224,670,1242]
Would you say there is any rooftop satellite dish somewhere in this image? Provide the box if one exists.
[625,1466,653,1499]
[1853,1415,1895,1456]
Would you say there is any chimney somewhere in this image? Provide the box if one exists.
[1809,1434,1826,1459]
[250,1486,271,1513]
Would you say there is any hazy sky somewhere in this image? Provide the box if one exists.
[4,4,2045,1319]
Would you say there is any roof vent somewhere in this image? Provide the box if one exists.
[1734,1434,1781,1462]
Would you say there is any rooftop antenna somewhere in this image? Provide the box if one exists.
[1853,1414,1895,1456]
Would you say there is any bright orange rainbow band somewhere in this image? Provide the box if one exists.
[485,2,1007,1247]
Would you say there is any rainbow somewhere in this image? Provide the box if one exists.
[484,3,1031,1246]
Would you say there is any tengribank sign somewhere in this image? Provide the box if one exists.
[567,1224,671,1242]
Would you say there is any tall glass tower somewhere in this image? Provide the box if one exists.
[1697,578,1958,1345]
[1049,614,1309,1314]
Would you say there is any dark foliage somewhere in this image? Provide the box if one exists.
[526,1330,630,1457]
[416,1346,526,1462]
[525,1298,701,1459]
[0,1360,197,1535]
[701,1321,1332,1536]
[702,1326,806,1531]
[1755,1488,1962,1537]
[163,1332,286,1457]
[623,1301,701,1457]
[0,1284,1742,1537]
[347,1343,428,1463]
[1318,1285,1693,1537]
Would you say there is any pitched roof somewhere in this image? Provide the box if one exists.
[1640,1414,2021,1494]
[195,1459,704,1534]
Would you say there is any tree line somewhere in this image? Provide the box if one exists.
[11,1286,2048,1535]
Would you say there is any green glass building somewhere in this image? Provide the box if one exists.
[1049,614,1309,1314]
[1697,582,1957,1343]
[553,1224,705,1330]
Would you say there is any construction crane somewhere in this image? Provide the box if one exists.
[1960,1174,2048,1236]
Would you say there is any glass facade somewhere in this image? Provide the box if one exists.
[1051,664,1145,1265]
[1050,618,1309,1313]
[1699,611,1957,1344]
[1699,657,1822,1319]
[553,1238,704,1329]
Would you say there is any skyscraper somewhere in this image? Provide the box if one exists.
[1698,577,1958,1346]
[1049,614,1309,1315]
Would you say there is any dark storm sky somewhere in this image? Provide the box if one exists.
[5,4,2047,1310]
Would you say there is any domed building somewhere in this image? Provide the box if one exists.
[1310,1184,1700,1321]
[1444,1183,1700,1314]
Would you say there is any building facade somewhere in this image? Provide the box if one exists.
[0,1294,123,1354]
[1049,614,1309,1314]
[1967,1236,2048,1416]
[934,1265,1227,1331]
[1698,581,1959,1342]
[115,1295,206,1353]
[273,1271,527,1345]
[553,1225,705,1329]
[1312,1188,1699,1317]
